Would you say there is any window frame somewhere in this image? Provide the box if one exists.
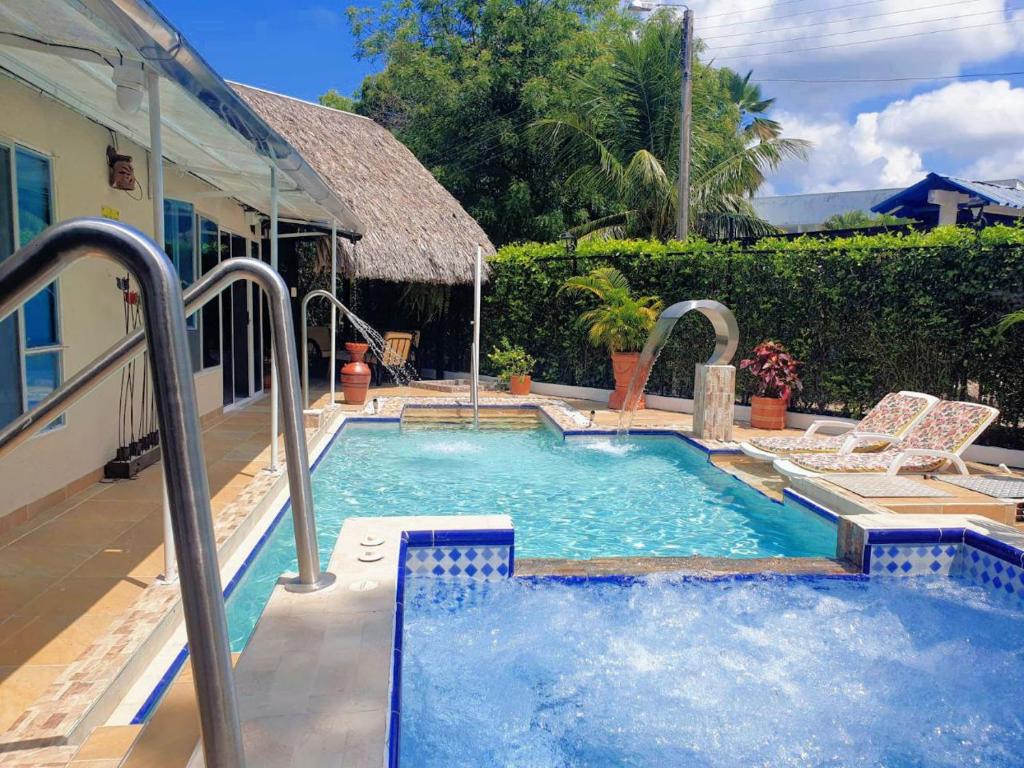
[196,213,223,371]
[0,138,64,433]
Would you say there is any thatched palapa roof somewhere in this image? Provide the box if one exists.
[232,82,494,285]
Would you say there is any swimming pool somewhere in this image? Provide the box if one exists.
[400,574,1024,767]
[224,423,835,649]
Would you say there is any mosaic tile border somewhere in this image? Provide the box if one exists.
[389,527,516,768]
[858,525,1024,608]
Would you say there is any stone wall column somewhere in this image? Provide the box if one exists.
[693,364,735,441]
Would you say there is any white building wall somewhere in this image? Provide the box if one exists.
[0,75,258,519]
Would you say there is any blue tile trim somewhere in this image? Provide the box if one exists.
[856,525,1024,575]
[388,526,514,768]
[963,529,1024,567]
[520,572,868,587]
[866,528,964,545]
[344,415,402,424]
[782,488,840,523]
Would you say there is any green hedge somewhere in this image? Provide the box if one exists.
[482,226,1024,446]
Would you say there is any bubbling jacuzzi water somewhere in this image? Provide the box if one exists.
[400,575,1024,767]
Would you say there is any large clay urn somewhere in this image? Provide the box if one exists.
[340,342,371,405]
[609,352,645,411]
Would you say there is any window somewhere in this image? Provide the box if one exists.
[163,199,200,370]
[198,216,221,368]
[0,144,61,431]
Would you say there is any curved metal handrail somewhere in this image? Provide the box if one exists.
[0,257,334,592]
[658,299,739,366]
[300,289,364,409]
[0,218,245,767]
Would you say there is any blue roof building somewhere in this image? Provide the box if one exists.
[871,173,1024,227]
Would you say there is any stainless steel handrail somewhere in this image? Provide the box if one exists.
[0,258,336,592]
[0,218,245,767]
[300,289,364,409]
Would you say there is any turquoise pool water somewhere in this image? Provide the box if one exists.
[400,574,1024,767]
[225,424,835,649]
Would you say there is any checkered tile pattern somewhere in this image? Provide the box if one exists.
[869,543,960,576]
[404,545,511,581]
[956,545,1024,608]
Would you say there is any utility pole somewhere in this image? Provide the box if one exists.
[678,8,693,241]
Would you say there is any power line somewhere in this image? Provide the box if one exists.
[700,0,889,32]
[707,6,1017,51]
[756,70,1024,83]
[712,17,1024,61]
[700,0,985,41]
[699,0,816,21]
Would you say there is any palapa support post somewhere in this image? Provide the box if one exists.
[693,363,735,441]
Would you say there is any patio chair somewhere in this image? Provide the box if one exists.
[739,391,937,461]
[773,400,999,478]
[371,331,416,384]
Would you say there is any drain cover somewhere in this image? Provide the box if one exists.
[360,534,385,547]
[357,550,384,563]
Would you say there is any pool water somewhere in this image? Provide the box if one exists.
[225,424,834,649]
[400,575,1024,767]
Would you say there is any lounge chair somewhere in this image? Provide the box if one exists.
[773,400,999,478]
[739,391,937,461]
[371,331,416,384]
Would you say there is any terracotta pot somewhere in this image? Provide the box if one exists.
[609,352,645,411]
[750,394,788,430]
[508,374,532,396]
[340,342,371,405]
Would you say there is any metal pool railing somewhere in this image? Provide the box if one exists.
[0,218,335,767]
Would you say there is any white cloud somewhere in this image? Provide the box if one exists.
[769,79,1024,192]
[693,0,1024,111]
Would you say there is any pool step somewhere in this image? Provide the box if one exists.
[401,407,540,429]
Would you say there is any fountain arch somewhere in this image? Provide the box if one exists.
[617,300,739,438]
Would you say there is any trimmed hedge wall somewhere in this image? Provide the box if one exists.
[482,226,1024,446]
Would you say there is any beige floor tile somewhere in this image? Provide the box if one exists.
[72,724,142,761]
[121,680,200,768]
[0,613,115,666]
[0,539,101,580]
[24,576,153,618]
[0,664,67,732]
[0,577,51,617]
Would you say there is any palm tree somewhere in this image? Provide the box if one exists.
[533,16,809,240]
[997,310,1024,336]
[721,68,781,141]
[561,267,663,353]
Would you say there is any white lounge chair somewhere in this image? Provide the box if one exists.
[739,391,937,461]
[773,400,999,478]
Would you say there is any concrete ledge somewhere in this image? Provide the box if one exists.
[234,514,512,768]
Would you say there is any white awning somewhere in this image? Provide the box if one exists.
[0,0,364,235]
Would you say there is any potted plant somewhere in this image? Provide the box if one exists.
[740,340,802,430]
[562,267,663,410]
[487,338,537,396]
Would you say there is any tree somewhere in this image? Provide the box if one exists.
[721,68,780,141]
[532,15,809,240]
[319,89,356,112]
[342,0,630,245]
[561,267,662,353]
[821,210,902,230]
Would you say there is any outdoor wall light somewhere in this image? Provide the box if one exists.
[112,60,145,113]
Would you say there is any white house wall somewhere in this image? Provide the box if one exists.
[0,74,256,518]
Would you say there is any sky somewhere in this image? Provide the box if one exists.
[169,0,1024,196]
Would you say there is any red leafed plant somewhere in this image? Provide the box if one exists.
[740,341,802,400]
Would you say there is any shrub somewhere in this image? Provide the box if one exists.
[482,226,1024,446]
[487,339,536,383]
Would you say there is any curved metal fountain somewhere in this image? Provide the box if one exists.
[616,300,739,435]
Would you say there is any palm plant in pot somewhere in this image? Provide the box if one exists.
[562,267,663,410]
[740,340,802,430]
[487,339,536,396]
